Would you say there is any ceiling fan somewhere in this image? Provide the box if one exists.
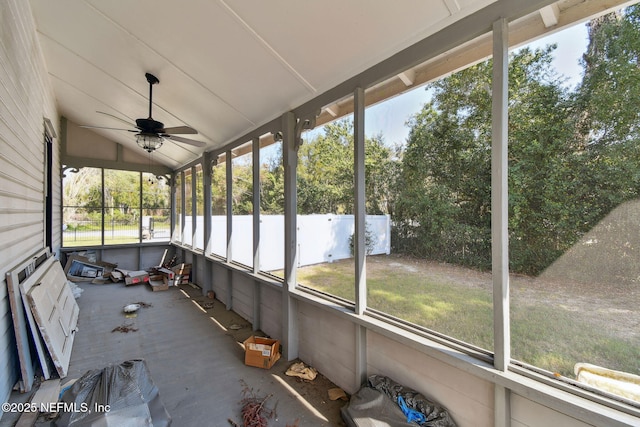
[81,73,206,153]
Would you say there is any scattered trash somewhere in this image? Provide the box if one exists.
[207,290,215,299]
[230,380,275,427]
[328,387,348,401]
[111,323,138,333]
[200,301,214,309]
[67,281,84,299]
[133,301,153,308]
[123,303,141,313]
[229,324,243,330]
[285,362,317,381]
[57,359,171,426]
[64,255,116,283]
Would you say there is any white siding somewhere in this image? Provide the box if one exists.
[0,0,59,410]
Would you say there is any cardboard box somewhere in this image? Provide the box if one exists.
[148,275,168,292]
[122,270,150,286]
[243,336,281,369]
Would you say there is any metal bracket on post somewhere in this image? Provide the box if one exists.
[61,165,79,178]
[294,112,318,150]
[156,174,171,186]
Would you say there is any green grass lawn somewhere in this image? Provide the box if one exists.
[293,256,640,378]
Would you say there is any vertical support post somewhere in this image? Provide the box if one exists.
[252,137,261,275]
[252,137,262,331]
[203,153,213,256]
[100,168,105,246]
[139,172,143,244]
[191,166,197,248]
[180,170,186,244]
[226,151,233,263]
[170,172,176,242]
[226,151,233,310]
[203,152,213,294]
[492,17,511,427]
[492,16,510,372]
[282,111,299,360]
[353,87,368,389]
[354,87,367,315]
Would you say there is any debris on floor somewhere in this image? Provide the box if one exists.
[328,387,348,401]
[285,361,317,381]
[64,254,117,283]
[229,380,276,427]
[57,359,171,426]
[111,323,138,333]
[341,375,457,427]
[243,336,281,369]
[123,303,141,313]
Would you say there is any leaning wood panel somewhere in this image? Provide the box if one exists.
[5,248,51,392]
[23,259,79,378]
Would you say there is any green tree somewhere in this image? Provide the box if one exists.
[397,46,575,272]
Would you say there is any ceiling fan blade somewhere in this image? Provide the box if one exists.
[96,111,135,127]
[80,125,137,132]
[162,125,198,135]
[165,134,206,147]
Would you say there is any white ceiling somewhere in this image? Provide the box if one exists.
[29,0,504,169]
[29,0,636,169]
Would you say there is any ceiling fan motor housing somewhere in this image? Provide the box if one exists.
[136,118,165,133]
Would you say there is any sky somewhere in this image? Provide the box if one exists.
[360,23,590,147]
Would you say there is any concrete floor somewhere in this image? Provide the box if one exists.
[3,281,346,426]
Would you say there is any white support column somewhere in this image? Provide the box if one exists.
[203,153,213,256]
[226,150,233,310]
[492,16,510,373]
[170,172,176,241]
[354,87,367,315]
[353,87,368,389]
[191,165,197,248]
[282,111,299,361]
[203,153,213,294]
[180,170,186,244]
[252,137,260,275]
[492,17,511,427]
[226,151,233,263]
[252,137,261,331]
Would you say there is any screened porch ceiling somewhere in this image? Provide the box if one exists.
[29,0,631,170]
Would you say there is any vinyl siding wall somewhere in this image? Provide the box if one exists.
[0,0,59,408]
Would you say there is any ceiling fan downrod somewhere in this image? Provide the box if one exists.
[145,72,159,119]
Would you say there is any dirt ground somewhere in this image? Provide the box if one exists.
[368,254,640,342]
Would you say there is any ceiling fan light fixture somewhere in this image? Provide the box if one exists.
[136,133,164,152]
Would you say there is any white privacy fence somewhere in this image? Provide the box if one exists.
[183,214,391,271]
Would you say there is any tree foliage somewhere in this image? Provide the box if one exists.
[394,6,640,275]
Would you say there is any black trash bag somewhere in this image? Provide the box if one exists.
[341,386,419,427]
[56,359,171,427]
[368,375,457,427]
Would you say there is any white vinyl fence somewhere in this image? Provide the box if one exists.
[183,214,390,272]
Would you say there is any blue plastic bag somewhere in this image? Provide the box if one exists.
[398,395,427,424]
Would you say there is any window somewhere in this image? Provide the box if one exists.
[295,117,356,302]
[62,168,170,247]
[173,172,182,243]
[183,169,193,246]
[231,143,253,265]
[259,138,284,278]
[364,65,494,352]
[63,167,102,247]
[509,16,640,383]
[211,155,227,258]
[142,173,170,242]
[195,165,204,250]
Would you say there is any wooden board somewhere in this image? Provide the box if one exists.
[5,249,51,392]
[22,259,79,378]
